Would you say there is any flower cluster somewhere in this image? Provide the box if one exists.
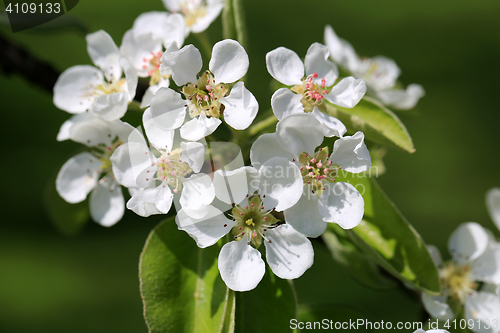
[51,0,443,297]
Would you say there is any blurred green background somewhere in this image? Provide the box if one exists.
[1,0,500,332]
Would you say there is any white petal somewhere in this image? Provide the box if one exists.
[329,132,371,173]
[464,292,500,332]
[110,142,154,188]
[427,245,443,267]
[209,39,248,84]
[154,185,174,213]
[180,173,215,218]
[140,79,170,108]
[264,224,314,279]
[266,47,304,86]
[358,56,400,91]
[270,88,304,121]
[218,240,265,291]
[326,77,366,108]
[221,82,258,130]
[276,113,324,156]
[377,84,425,110]
[284,194,327,238]
[68,114,113,147]
[258,157,303,212]
[120,29,161,77]
[120,57,138,100]
[132,12,170,42]
[180,112,222,141]
[90,183,124,227]
[189,0,223,33]
[176,206,234,248]
[92,92,128,121]
[143,107,175,150]
[56,152,101,203]
[311,107,346,138]
[57,113,92,142]
[471,241,500,284]
[448,222,489,264]
[86,30,121,82]
[324,25,360,73]
[486,188,500,231]
[162,0,181,12]
[126,187,163,217]
[53,65,103,113]
[109,120,135,142]
[421,293,454,320]
[181,141,205,173]
[213,167,256,205]
[162,13,186,49]
[149,87,187,130]
[304,42,338,86]
[250,133,295,168]
[161,44,202,85]
[318,181,364,229]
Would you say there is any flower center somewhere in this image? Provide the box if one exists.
[440,261,477,303]
[297,147,339,196]
[93,79,127,97]
[227,195,280,249]
[150,146,192,193]
[292,73,329,112]
[181,70,230,119]
[90,137,124,188]
[179,0,207,27]
[142,51,168,86]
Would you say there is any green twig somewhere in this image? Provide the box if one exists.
[232,0,248,49]
[248,114,278,137]
[222,0,235,40]
[195,31,212,59]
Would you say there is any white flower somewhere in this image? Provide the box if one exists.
[56,114,134,226]
[324,25,425,110]
[422,223,500,332]
[151,39,258,141]
[53,30,138,121]
[486,187,500,232]
[266,43,366,138]
[162,0,223,35]
[110,108,212,218]
[120,12,186,108]
[250,113,371,237]
[177,159,314,292]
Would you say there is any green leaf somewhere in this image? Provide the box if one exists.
[322,228,397,290]
[43,175,89,236]
[334,173,440,294]
[139,217,234,333]
[324,96,415,153]
[235,268,297,333]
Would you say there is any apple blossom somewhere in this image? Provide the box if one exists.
[266,43,366,138]
[151,39,258,141]
[422,223,500,332]
[324,25,424,110]
[53,30,138,121]
[162,0,223,35]
[56,114,134,226]
[120,12,186,107]
[110,108,213,218]
[176,158,314,291]
[250,113,371,237]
